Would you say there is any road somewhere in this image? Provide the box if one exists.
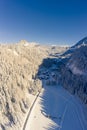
[24,84,87,130]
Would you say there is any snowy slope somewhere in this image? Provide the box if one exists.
[25,84,87,130]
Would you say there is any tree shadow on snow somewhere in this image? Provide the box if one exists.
[36,57,64,130]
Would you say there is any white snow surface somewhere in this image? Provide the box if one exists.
[25,84,87,130]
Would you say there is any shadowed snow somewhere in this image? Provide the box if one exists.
[25,84,87,130]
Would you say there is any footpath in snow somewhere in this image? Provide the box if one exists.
[24,84,87,130]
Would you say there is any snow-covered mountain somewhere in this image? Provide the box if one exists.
[67,46,87,75]
[0,41,66,130]
[62,37,87,58]
[71,37,87,48]
[60,38,87,106]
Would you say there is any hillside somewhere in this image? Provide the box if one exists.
[0,41,66,130]
[0,38,87,130]
[60,41,87,106]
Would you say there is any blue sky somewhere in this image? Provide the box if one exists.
[0,0,87,45]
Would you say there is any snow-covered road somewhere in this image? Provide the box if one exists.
[25,84,87,130]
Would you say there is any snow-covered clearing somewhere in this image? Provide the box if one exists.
[24,84,87,130]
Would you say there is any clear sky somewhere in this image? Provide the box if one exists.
[0,0,87,45]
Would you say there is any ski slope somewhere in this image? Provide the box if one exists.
[25,84,87,130]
